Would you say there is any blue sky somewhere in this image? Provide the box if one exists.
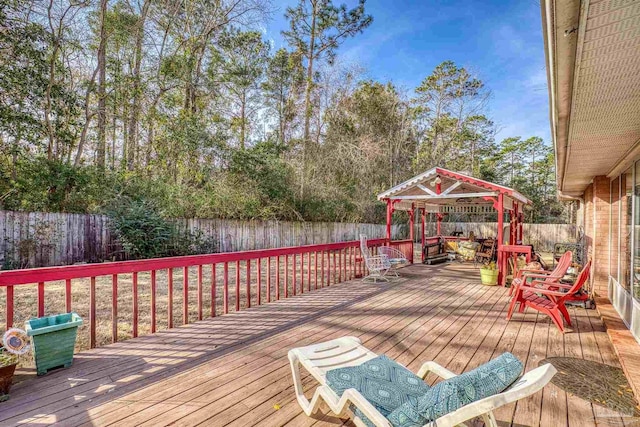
[264,0,551,143]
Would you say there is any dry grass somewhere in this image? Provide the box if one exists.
[1,251,358,368]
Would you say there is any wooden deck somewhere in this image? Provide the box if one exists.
[0,263,633,426]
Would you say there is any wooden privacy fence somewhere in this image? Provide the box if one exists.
[0,211,405,269]
[0,210,575,269]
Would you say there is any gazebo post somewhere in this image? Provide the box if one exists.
[436,179,442,235]
[518,210,524,243]
[386,198,392,241]
[497,193,505,285]
[421,208,426,263]
[509,202,516,245]
[514,202,520,244]
[409,203,415,264]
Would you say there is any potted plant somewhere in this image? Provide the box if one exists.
[26,312,82,376]
[480,261,499,286]
[0,327,30,402]
[0,347,18,402]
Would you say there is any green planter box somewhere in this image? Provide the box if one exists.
[26,312,83,376]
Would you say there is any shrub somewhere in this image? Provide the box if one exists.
[104,196,218,260]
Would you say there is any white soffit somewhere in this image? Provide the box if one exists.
[554,0,640,195]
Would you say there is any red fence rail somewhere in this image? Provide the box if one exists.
[0,238,411,350]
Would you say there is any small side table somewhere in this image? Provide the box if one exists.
[497,245,532,287]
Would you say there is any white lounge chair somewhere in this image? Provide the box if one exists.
[288,336,557,427]
[360,235,392,283]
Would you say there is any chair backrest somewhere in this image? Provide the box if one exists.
[547,251,572,281]
[359,235,371,259]
[436,363,557,426]
[484,239,496,256]
[562,260,592,298]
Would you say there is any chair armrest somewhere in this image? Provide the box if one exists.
[378,247,408,261]
[533,280,574,290]
[519,268,547,274]
[515,269,548,280]
[520,283,567,297]
[417,361,457,380]
[520,272,560,280]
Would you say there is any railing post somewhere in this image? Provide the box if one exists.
[292,254,296,296]
[37,282,45,317]
[235,260,240,311]
[267,257,272,303]
[321,251,325,287]
[276,256,280,300]
[284,255,289,298]
[65,279,72,312]
[168,268,174,328]
[257,258,261,306]
[246,259,251,308]
[314,251,318,289]
[183,267,189,324]
[151,270,157,333]
[307,252,311,291]
[132,272,138,338]
[6,285,14,328]
[90,277,96,348]
[211,264,216,317]
[112,274,118,343]
[223,262,229,314]
[197,265,203,320]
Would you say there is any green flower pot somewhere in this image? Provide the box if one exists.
[480,268,499,286]
[25,312,83,376]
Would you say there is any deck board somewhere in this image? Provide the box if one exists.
[0,263,633,426]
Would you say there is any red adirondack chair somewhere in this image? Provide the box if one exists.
[506,260,592,333]
[508,251,573,296]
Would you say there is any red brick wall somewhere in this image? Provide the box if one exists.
[610,177,620,284]
[583,176,612,295]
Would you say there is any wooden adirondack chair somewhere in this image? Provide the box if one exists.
[508,251,572,296]
[506,260,592,333]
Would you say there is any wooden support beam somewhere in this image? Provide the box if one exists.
[416,183,437,196]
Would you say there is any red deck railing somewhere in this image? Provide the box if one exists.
[0,238,412,350]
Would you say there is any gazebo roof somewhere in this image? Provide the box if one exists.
[377,167,531,213]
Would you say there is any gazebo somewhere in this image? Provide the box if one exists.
[377,167,532,284]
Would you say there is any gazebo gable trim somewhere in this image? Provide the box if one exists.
[377,167,531,205]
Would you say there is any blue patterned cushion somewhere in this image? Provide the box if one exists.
[326,355,431,427]
[387,353,523,426]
